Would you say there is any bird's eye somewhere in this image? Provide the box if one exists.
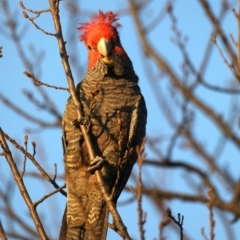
[88,45,92,50]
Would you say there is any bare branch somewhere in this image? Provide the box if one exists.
[136,143,146,240]
[0,128,48,239]
[125,185,240,216]
[206,188,217,240]
[33,183,66,208]
[0,93,61,127]
[129,0,240,148]
[201,228,209,240]
[0,190,39,238]
[24,71,69,91]
[53,163,57,181]
[212,34,238,78]
[19,1,55,36]
[0,220,7,240]
[198,79,240,94]
[2,130,66,197]
[19,1,50,15]
[198,0,238,70]
[143,159,216,190]
[21,135,28,178]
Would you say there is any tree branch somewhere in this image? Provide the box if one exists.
[0,127,48,239]
[3,130,66,197]
[0,93,61,128]
[198,0,237,71]
[24,71,69,91]
[0,220,7,240]
[128,0,240,148]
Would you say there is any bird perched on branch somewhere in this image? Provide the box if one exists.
[60,10,147,240]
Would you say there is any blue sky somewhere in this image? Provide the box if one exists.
[1,0,240,239]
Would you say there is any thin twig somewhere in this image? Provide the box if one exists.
[19,1,50,15]
[229,33,237,48]
[198,0,237,67]
[20,3,56,37]
[167,208,184,240]
[53,163,57,181]
[108,220,122,236]
[136,143,146,240]
[21,135,28,178]
[3,130,66,197]
[143,159,216,190]
[184,129,233,187]
[159,209,171,240]
[0,128,48,239]
[199,79,240,94]
[0,190,40,238]
[191,3,236,93]
[232,8,239,20]
[33,183,66,208]
[24,71,69,91]
[125,185,240,216]
[1,0,32,70]
[22,89,62,119]
[206,188,216,240]
[212,34,238,78]
[24,14,55,36]
[32,142,36,157]
[48,0,131,239]
[201,228,209,240]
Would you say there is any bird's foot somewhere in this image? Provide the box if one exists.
[87,156,104,173]
[72,117,89,126]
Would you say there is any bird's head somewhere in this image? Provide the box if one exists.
[78,11,128,70]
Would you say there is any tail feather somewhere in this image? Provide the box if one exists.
[59,204,109,240]
[86,203,109,240]
[59,206,83,240]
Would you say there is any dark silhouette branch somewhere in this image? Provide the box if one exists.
[167,208,184,240]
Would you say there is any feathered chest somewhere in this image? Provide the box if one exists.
[77,75,141,155]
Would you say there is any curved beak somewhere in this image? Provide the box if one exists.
[97,38,112,57]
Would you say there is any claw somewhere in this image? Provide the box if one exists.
[87,156,104,173]
[79,117,89,125]
[72,117,89,127]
